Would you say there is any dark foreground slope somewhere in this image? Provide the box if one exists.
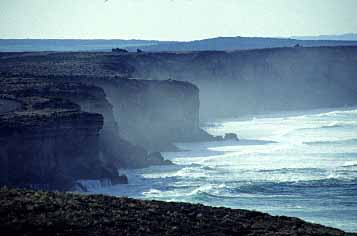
[1,188,355,236]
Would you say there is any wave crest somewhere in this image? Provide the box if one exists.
[303,138,357,146]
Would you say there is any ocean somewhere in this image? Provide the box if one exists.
[85,107,357,232]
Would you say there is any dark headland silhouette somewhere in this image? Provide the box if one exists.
[292,33,357,41]
[1,35,357,52]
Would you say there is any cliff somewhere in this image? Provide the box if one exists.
[2,46,357,119]
[0,51,212,147]
[0,74,209,190]
[1,188,355,236]
[3,47,355,189]
[123,46,357,118]
[0,54,213,149]
[0,77,132,190]
[90,78,212,152]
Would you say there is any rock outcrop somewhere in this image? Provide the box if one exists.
[224,133,239,141]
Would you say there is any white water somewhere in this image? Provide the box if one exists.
[87,107,357,232]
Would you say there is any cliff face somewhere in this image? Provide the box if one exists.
[26,77,152,169]
[0,74,206,190]
[2,47,356,119]
[1,47,356,190]
[93,78,209,152]
[0,79,108,190]
[0,77,127,190]
[122,47,357,118]
[0,111,106,190]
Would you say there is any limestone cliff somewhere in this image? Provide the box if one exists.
[0,81,112,190]
[123,47,357,118]
[90,78,212,152]
[0,75,207,190]
[0,77,127,190]
[2,47,356,119]
[121,47,357,118]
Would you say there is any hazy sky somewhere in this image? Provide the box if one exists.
[0,0,356,40]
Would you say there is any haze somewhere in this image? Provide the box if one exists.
[1,0,357,40]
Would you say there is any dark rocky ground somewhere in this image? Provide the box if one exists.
[1,188,356,236]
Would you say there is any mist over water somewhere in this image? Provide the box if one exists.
[87,107,357,232]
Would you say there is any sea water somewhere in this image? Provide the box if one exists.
[87,107,357,232]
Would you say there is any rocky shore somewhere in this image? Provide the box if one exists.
[1,188,355,236]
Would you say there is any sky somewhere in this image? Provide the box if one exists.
[0,0,356,41]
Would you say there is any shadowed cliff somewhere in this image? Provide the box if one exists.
[0,75,212,190]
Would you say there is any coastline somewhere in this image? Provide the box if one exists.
[1,48,357,234]
[86,107,357,232]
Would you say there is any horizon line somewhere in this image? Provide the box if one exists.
[0,33,356,42]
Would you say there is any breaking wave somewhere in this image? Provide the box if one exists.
[304,138,357,146]
[87,107,357,232]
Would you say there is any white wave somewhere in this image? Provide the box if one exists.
[315,108,357,118]
[143,188,162,195]
[91,107,357,232]
[342,161,357,168]
[303,138,357,146]
[186,183,228,197]
[175,167,209,178]
[188,184,214,196]
[76,179,112,191]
